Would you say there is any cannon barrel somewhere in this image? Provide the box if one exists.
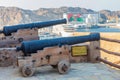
[17,33,100,56]
[0,19,67,36]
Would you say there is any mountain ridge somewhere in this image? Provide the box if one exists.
[0,6,120,28]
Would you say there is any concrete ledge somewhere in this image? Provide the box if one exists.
[0,63,120,80]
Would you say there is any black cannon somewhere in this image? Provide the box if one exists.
[0,19,67,36]
[17,33,100,56]
[16,33,100,77]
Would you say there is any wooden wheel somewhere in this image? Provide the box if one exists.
[21,65,35,77]
[58,60,70,74]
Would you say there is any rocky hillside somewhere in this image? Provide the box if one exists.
[99,10,120,23]
[0,6,120,28]
[0,7,52,28]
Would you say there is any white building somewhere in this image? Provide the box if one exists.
[63,13,100,26]
[84,14,99,26]
[52,24,76,37]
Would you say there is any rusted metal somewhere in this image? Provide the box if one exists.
[96,47,120,57]
[101,37,120,43]
[97,57,120,69]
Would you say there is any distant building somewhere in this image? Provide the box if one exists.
[52,24,75,37]
[63,13,84,23]
[85,14,99,26]
[63,13,100,26]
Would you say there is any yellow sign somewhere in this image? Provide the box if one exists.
[72,46,87,56]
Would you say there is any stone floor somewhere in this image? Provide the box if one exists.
[0,63,120,80]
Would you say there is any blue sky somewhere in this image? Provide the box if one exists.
[0,0,120,11]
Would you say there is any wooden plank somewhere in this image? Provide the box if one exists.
[97,57,120,69]
[101,37,120,43]
[97,47,120,56]
[89,40,100,63]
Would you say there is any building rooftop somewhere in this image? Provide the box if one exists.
[0,63,120,80]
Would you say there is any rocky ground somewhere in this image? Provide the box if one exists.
[0,63,120,80]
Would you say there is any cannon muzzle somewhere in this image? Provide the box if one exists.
[1,19,67,36]
[17,33,100,56]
